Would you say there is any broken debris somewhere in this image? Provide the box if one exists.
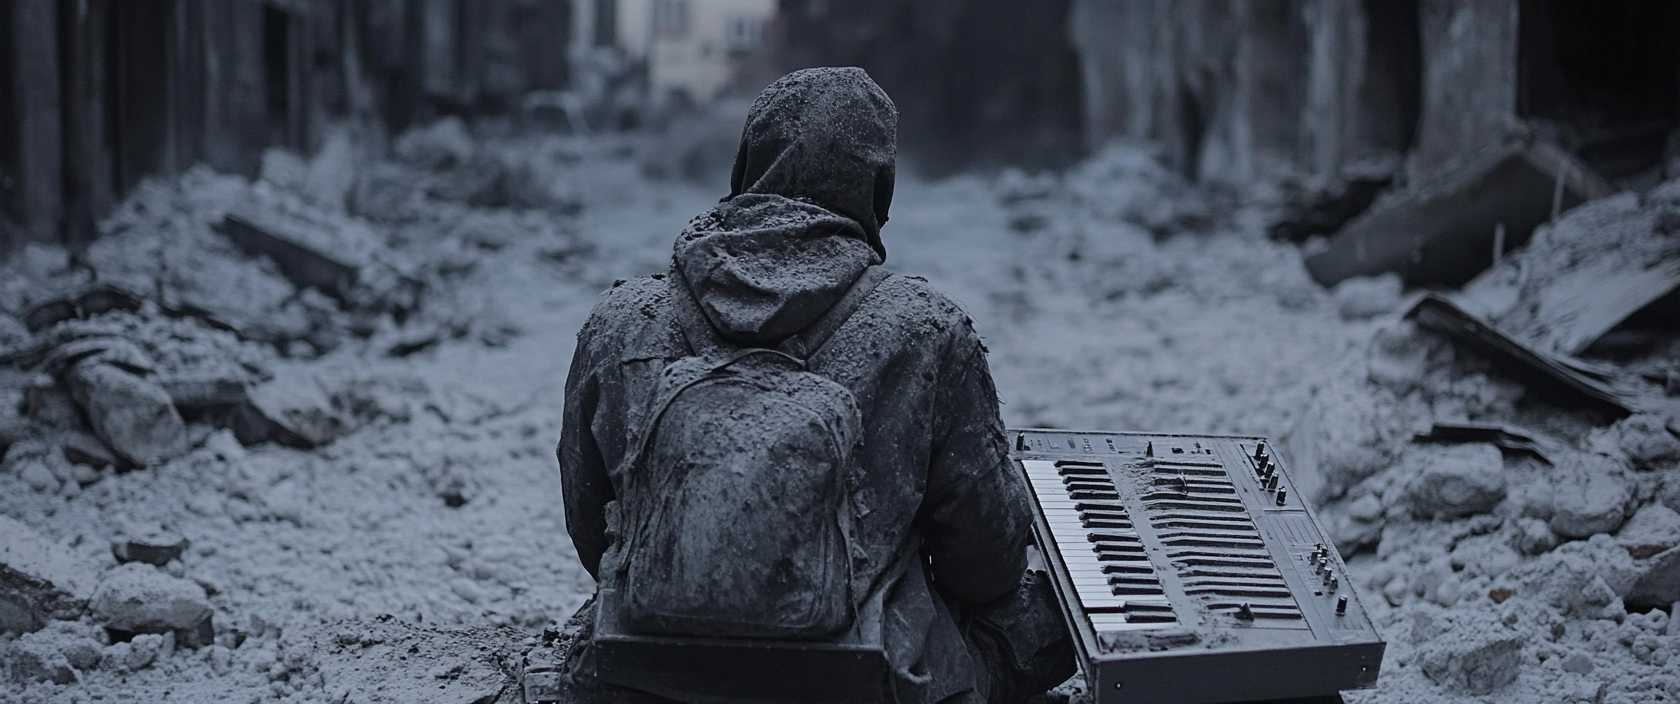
[66,360,190,467]
[89,562,214,647]
[1548,454,1633,539]
[1458,182,1680,357]
[1414,421,1560,464]
[1306,138,1616,287]
[0,515,98,633]
[309,616,524,704]
[111,529,190,568]
[1406,294,1633,416]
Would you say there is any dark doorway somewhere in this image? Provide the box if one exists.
[262,3,295,148]
[1,2,19,229]
[1361,0,1422,155]
[107,0,173,197]
[1519,0,1680,182]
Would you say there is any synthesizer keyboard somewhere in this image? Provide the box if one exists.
[1012,429,1384,704]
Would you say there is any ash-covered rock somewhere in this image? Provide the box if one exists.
[66,360,189,467]
[90,562,213,642]
[306,615,524,704]
[1549,454,1633,539]
[0,515,98,632]
[1402,443,1507,519]
[1410,608,1524,694]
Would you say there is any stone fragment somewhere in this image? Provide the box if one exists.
[1502,537,1636,617]
[1662,473,1680,515]
[1513,516,1558,555]
[1615,413,1680,468]
[1403,443,1507,519]
[1414,611,1523,694]
[6,635,77,684]
[9,622,105,682]
[90,563,213,640]
[0,515,97,632]
[112,530,190,567]
[1626,546,1680,608]
[312,616,522,704]
[1285,377,1414,504]
[1332,273,1404,320]
[1618,502,1680,555]
[1550,454,1632,539]
[66,360,189,466]
[235,369,345,448]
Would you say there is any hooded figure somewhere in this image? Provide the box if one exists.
[558,68,1073,704]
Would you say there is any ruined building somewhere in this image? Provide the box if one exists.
[1070,0,1680,189]
[1,0,573,253]
[8,0,1679,278]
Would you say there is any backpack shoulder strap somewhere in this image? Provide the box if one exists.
[777,266,892,360]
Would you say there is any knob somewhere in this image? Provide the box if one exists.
[1254,441,1267,460]
[1336,595,1349,615]
[1276,487,1288,506]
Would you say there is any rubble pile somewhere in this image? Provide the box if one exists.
[2,125,1678,703]
[0,120,605,702]
[1288,180,1680,702]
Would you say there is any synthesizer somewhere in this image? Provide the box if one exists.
[1012,429,1384,704]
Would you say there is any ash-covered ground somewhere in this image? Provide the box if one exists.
[2,120,1678,703]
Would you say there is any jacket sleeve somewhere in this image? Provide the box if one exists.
[918,319,1032,605]
[558,319,614,582]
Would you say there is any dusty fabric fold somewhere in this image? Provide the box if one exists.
[673,193,880,345]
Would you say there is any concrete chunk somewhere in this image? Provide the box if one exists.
[6,635,77,684]
[1403,443,1507,519]
[66,360,190,466]
[0,515,97,633]
[1550,454,1632,539]
[1306,139,1614,287]
[90,563,213,637]
[1415,611,1524,694]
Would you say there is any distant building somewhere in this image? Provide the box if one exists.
[574,0,777,105]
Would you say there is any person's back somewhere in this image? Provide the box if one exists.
[556,67,1072,704]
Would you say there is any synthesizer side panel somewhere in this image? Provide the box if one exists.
[1011,429,1385,704]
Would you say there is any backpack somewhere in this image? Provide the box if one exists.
[614,266,892,639]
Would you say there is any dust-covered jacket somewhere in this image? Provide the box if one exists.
[557,67,1033,704]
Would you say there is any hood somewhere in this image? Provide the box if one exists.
[727,67,898,261]
[673,68,898,346]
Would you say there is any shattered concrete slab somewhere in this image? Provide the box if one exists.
[0,515,97,632]
[1406,294,1634,416]
[217,184,421,313]
[1306,139,1616,287]
[1401,443,1507,519]
[308,616,525,704]
[1410,609,1524,695]
[1458,181,1680,357]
